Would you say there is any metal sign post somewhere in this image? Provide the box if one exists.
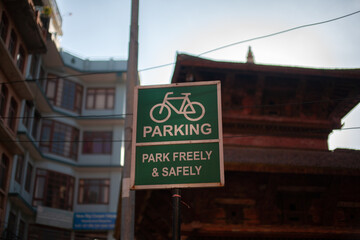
[172,189,181,240]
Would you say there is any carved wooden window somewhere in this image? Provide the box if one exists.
[277,192,322,225]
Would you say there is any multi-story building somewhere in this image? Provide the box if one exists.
[1,0,127,239]
[134,52,360,239]
[0,0,47,235]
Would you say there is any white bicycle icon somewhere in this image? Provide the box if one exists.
[150,92,205,123]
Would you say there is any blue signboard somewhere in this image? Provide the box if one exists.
[73,212,116,230]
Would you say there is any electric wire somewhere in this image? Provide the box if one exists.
[197,9,360,57]
[0,10,359,144]
[0,94,357,121]
[1,127,359,144]
[139,9,360,72]
[4,113,131,120]
[0,9,358,81]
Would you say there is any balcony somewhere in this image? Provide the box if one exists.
[0,39,33,100]
[17,130,42,160]
[27,80,53,113]
[0,120,23,155]
[3,0,47,53]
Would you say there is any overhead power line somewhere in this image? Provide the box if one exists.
[197,9,360,56]
[0,10,359,80]
[2,126,359,144]
[0,95,357,121]
[139,9,360,72]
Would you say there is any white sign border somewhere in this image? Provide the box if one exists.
[130,80,224,190]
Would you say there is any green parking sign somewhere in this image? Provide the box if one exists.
[130,81,224,189]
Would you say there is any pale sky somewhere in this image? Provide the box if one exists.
[56,0,360,150]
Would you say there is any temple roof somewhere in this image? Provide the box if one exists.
[171,54,360,150]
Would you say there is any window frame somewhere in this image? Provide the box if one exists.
[0,153,9,192]
[40,119,79,160]
[16,45,26,73]
[45,76,83,113]
[82,131,112,154]
[0,11,9,42]
[30,54,39,78]
[8,211,16,233]
[24,162,33,192]
[18,219,25,240]
[85,88,115,110]
[8,29,17,58]
[15,155,24,184]
[33,168,75,211]
[23,101,33,130]
[7,97,18,131]
[77,178,110,205]
[0,85,8,119]
[31,110,41,140]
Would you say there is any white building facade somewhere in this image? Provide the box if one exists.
[6,44,126,240]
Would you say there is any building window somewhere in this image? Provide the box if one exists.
[7,97,18,131]
[7,212,16,233]
[86,88,115,110]
[0,12,9,42]
[40,120,79,160]
[0,154,9,192]
[45,77,57,101]
[82,131,112,154]
[74,232,108,240]
[8,30,17,57]
[0,154,9,216]
[15,155,24,184]
[39,67,46,89]
[30,54,39,78]
[28,225,71,240]
[24,163,33,192]
[0,85,8,118]
[16,45,26,73]
[78,179,110,204]
[18,219,25,240]
[45,76,83,113]
[23,101,33,130]
[33,169,74,211]
[31,110,41,140]
[61,80,76,110]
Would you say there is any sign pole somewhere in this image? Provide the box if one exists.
[119,0,138,239]
[172,188,181,240]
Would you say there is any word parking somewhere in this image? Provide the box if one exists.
[143,123,212,138]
